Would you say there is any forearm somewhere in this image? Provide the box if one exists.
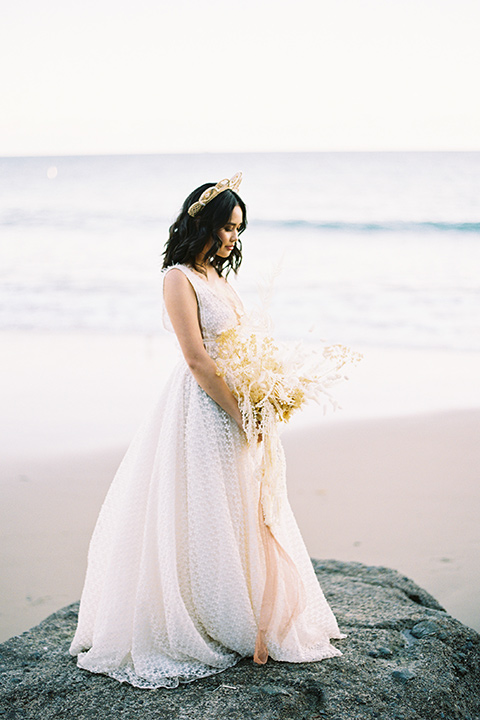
[187,354,243,428]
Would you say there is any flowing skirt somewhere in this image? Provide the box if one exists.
[69,361,343,688]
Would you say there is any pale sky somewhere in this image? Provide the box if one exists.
[1,0,480,156]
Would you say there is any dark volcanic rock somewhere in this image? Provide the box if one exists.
[1,559,479,720]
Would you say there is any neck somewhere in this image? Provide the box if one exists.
[194,254,213,275]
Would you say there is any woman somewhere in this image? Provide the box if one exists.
[69,173,344,689]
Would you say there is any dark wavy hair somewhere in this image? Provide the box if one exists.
[162,182,247,276]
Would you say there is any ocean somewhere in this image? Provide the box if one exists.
[1,152,479,350]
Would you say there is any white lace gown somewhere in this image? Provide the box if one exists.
[69,264,344,688]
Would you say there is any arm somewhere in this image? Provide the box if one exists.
[163,268,244,429]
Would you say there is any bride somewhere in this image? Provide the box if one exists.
[69,172,344,689]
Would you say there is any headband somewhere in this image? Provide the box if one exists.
[187,172,242,217]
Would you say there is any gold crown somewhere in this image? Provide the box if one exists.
[187,172,242,217]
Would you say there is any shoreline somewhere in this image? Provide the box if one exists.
[2,330,480,458]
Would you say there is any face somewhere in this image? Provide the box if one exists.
[215,205,243,258]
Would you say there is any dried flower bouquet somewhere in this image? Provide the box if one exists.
[215,323,362,527]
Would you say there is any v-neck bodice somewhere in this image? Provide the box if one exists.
[163,264,244,355]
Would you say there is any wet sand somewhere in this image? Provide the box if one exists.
[283,410,480,634]
[1,332,479,641]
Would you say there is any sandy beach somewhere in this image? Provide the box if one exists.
[284,411,480,634]
[1,331,479,642]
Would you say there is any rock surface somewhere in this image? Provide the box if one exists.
[1,559,479,720]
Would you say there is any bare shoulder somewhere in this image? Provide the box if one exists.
[164,266,185,284]
[164,267,192,292]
